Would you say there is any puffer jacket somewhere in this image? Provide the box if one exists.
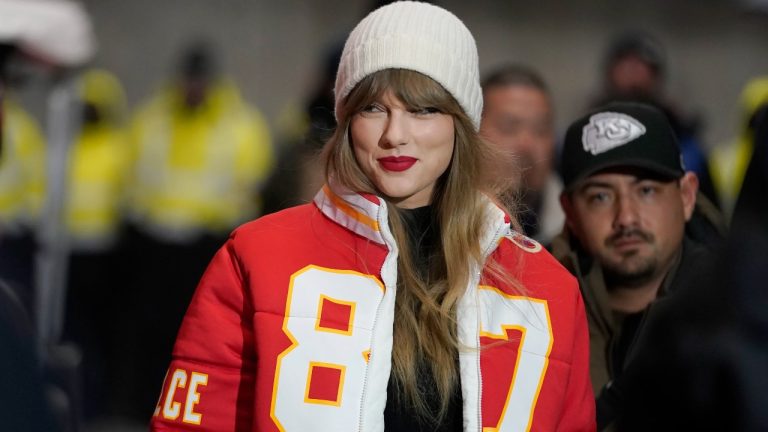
[150,181,595,431]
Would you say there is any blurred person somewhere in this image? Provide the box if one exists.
[0,42,59,432]
[0,2,96,431]
[118,40,275,420]
[591,30,719,207]
[616,108,768,428]
[0,46,46,314]
[614,218,768,431]
[480,63,565,245]
[150,2,595,431]
[731,102,768,232]
[552,102,722,430]
[64,68,129,251]
[126,40,275,237]
[59,68,131,421]
[709,76,768,220]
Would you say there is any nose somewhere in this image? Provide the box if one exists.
[514,133,537,161]
[613,194,640,230]
[380,111,408,148]
[515,129,536,151]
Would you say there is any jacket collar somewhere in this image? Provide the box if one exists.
[313,180,388,245]
[313,180,510,256]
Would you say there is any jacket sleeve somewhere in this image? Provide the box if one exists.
[150,239,255,431]
[558,287,597,432]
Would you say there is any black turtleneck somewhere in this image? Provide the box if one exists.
[383,206,463,432]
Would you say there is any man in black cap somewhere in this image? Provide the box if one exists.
[551,101,721,430]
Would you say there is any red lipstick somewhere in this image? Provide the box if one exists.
[378,156,417,172]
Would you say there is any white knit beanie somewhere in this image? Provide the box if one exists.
[334,1,482,130]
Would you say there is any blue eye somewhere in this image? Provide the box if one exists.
[413,107,441,115]
[360,103,384,113]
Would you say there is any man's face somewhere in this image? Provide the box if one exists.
[562,168,698,286]
[480,84,554,192]
[608,54,659,96]
[181,78,209,108]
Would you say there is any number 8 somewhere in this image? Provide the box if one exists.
[270,266,384,431]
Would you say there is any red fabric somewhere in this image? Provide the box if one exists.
[317,298,353,333]
[307,365,343,403]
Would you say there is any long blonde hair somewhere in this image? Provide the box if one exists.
[323,69,518,422]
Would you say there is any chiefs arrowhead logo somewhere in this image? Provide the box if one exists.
[582,112,646,155]
[505,231,542,253]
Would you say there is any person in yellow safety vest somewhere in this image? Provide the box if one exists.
[61,68,131,421]
[126,45,274,243]
[0,95,46,312]
[116,41,275,421]
[0,98,45,234]
[709,76,768,221]
[65,68,130,251]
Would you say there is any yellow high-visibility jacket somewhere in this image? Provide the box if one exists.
[65,123,130,250]
[0,99,46,233]
[709,76,768,219]
[127,80,274,242]
[63,69,131,251]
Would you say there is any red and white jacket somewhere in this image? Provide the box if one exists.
[150,182,595,432]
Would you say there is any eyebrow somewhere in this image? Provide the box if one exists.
[577,176,671,193]
[576,180,614,192]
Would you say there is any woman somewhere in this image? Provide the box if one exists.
[150,2,595,431]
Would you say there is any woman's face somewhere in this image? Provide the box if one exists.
[350,90,455,209]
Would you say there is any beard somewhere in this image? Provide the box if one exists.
[600,228,659,288]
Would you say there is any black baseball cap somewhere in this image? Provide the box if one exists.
[560,101,685,189]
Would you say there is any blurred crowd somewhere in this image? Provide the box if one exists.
[1,1,767,432]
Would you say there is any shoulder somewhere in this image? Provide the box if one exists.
[496,230,579,299]
[502,230,545,253]
[231,203,319,241]
[499,231,573,277]
[219,203,324,269]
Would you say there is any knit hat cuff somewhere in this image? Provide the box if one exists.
[336,33,481,129]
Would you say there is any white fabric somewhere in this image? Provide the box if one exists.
[334,1,482,129]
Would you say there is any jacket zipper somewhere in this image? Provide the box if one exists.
[358,231,398,432]
[474,222,509,431]
[474,267,484,432]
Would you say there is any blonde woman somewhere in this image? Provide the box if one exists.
[150,2,594,431]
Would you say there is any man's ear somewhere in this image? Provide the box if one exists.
[559,192,578,233]
[679,172,699,221]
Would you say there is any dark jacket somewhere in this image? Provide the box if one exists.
[551,204,722,431]
[611,105,767,432]
[617,221,768,431]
